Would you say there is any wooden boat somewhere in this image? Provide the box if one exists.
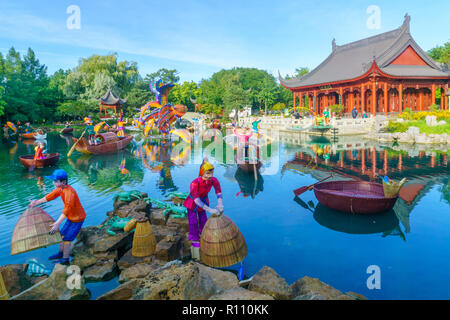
[71,132,133,155]
[313,180,399,214]
[21,132,38,139]
[19,153,60,169]
[235,143,262,172]
[61,127,73,134]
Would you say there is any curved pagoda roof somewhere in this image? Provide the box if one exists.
[280,14,449,89]
[100,88,127,105]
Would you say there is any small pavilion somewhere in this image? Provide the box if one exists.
[99,88,127,119]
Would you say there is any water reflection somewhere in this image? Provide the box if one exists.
[311,202,403,237]
[234,167,264,199]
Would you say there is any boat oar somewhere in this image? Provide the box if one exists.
[293,174,333,197]
[293,196,314,213]
[67,130,86,157]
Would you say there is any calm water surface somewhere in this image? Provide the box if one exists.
[0,130,449,300]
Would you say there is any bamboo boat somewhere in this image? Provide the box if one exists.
[71,132,133,155]
[21,132,38,139]
[313,180,399,214]
[19,153,60,169]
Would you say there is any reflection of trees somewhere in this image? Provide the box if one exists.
[67,153,144,193]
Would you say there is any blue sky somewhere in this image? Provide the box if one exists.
[0,0,448,82]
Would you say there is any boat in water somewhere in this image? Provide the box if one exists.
[19,153,60,169]
[313,180,399,214]
[71,132,133,155]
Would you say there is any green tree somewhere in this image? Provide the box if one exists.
[168,81,200,111]
[145,68,180,84]
[428,42,450,66]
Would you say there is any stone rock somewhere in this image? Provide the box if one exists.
[150,208,166,226]
[113,195,150,219]
[425,115,437,126]
[196,263,239,292]
[83,259,118,282]
[437,120,446,126]
[396,118,404,123]
[11,264,90,300]
[0,264,40,297]
[166,216,189,233]
[290,276,364,300]
[97,279,144,300]
[118,263,160,283]
[93,231,133,254]
[415,133,428,144]
[133,261,219,300]
[247,266,292,300]
[117,248,154,270]
[155,236,182,262]
[209,287,274,300]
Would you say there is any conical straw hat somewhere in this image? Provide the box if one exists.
[0,268,9,300]
[200,212,248,268]
[11,207,63,255]
[132,218,156,257]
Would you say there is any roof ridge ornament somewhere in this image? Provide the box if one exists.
[332,38,336,51]
[403,13,410,33]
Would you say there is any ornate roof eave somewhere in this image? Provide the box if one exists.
[280,61,449,91]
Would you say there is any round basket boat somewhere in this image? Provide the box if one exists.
[19,153,59,169]
[313,180,399,215]
[200,212,248,268]
[11,207,62,255]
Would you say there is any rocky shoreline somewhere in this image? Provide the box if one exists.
[368,126,450,146]
[2,194,366,300]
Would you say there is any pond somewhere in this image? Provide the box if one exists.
[0,129,449,300]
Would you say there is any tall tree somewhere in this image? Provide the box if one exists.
[145,68,180,84]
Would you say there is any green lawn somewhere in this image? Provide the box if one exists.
[387,119,450,135]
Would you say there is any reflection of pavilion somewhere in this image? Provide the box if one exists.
[284,146,448,182]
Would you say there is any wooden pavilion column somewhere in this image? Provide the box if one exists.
[441,87,444,110]
[383,149,388,175]
[431,154,436,168]
[350,88,354,111]
[372,80,376,116]
[361,84,365,114]
[371,146,377,179]
[339,87,343,111]
[398,154,403,172]
[432,83,436,106]
[293,92,296,112]
[419,89,423,111]
[399,83,403,113]
[384,82,388,116]
[313,90,317,113]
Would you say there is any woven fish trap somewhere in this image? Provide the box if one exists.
[382,178,407,198]
[200,212,248,268]
[132,218,156,257]
[11,207,62,256]
[0,268,9,300]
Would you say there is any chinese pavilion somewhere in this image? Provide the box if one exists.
[279,14,450,116]
[99,88,127,119]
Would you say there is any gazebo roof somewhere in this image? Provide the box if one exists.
[280,14,449,89]
[100,88,127,105]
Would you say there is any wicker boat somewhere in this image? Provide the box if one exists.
[71,132,133,155]
[11,207,62,255]
[19,153,59,169]
[313,180,399,214]
[61,127,73,134]
[200,212,248,268]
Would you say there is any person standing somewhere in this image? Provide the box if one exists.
[183,158,224,260]
[352,107,358,119]
[28,169,87,265]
